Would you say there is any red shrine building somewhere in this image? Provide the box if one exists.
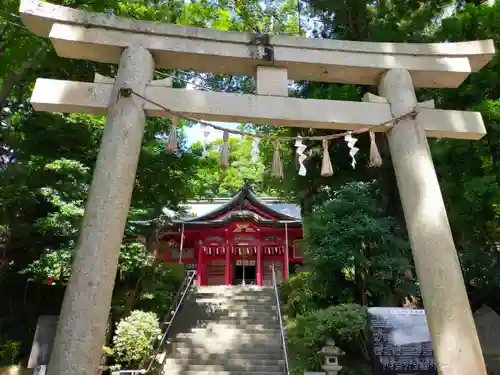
[159,184,305,286]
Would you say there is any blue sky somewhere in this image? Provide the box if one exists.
[181,80,242,146]
[184,121,240,146]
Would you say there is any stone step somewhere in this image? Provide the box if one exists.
[195,296,275,302]
[191,321,281,330]
[186,326,282,334]
[205,316,279,324]
[209,309,278,318]
[194,293,275,299]
[194,295,276,301]
[193,298,276,308]
[202,304,277,310]
[175,333,281,343]
[198,311,278,318]
[164,371,284,375]
[171,342,284,354]
[173,336,282,347]
[164,357,284,367]
[196,285,273,292]
[195,302,277,309]
[192,296,276,302]
[169,348,285,361]
[171,364,284,372]
[203,313,278,321]
[201,317,280,326]
[204,323,280,330]
[198,305,277,316]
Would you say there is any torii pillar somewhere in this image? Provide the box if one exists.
[45,46,154,375]
[377,68,487,374]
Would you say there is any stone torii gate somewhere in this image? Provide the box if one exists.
[19,0,495,374]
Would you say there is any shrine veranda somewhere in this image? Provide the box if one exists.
[18,0,496,374]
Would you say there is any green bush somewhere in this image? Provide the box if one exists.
[0,340,21,366]
[280,272,320,317]
[112,310,161,369]
[286,304,370,374]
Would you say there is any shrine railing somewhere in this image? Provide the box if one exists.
[118,269,197,375]
[271,264,290,375]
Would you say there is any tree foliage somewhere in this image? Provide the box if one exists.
[286,304,369,375]
[305,181,414,307]
[188,136,279,198]
[281,182,414,373]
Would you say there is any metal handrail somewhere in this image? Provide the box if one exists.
[145,269,197,374]
[271,264,291,375]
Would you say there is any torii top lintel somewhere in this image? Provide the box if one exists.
[20,0,494,88]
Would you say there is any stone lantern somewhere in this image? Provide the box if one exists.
[318,339,344,375]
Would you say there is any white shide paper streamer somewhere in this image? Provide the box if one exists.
[344,132,359,169]
[251,138,260,163]
[294,136,308,176]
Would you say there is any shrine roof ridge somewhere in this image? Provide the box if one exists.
[185,196,288,204]
[171,218,302,227]
[20,0,495,88]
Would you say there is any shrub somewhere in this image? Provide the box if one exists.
[280,272,320,317]
[0,340,21,366]
[112,310,161,369]
[286,304,370,374]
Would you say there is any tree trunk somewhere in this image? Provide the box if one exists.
[355,268,368,306]
[122,228,162,316]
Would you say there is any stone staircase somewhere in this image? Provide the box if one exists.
[161,285,285,375]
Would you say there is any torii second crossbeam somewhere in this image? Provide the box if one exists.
[31,78,486,140]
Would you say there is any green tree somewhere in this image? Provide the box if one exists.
[188,135,278,197]
[280,181,415,374]
[305,181,414,307]
[286,304,369,375]
[429,2,500,307]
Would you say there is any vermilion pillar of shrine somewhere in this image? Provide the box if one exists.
[196,245,204,286]
[283,253,289,281]
[225,249,231,285]
[283,225,290,281]
[257,243,263,286]
[225,229,231,285]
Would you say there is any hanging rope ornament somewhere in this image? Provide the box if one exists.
[368,131,383,167]
[251,137,260,163]
[124,88,417,177]
[201,124,211,157]
[271,140,284,180]
[321,139,334,177]
[220,130,230,168]
[344,131,359,169]
[294,136,307,176]
[165,116,178,153]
